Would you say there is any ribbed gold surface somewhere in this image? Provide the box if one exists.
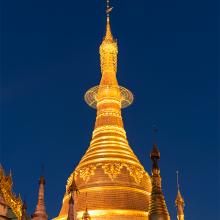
[148,170,170,220]
[54,15,151,220]
[148,193,170,220]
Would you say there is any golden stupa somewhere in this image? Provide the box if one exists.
[54,2,152,220]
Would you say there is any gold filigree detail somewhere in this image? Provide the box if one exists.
[102,163,123,180]
[152,175,162,190]
[79,165,97,183]
[0,166,23,220]
[124,164,144,184]
[74,162,145,184]
[99,17,118,75]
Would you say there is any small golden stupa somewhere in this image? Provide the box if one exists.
[53,1,152,220]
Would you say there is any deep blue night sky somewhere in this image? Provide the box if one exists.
[1,0,219,219]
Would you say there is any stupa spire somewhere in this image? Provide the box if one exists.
[175,171,185,220]
[54,2,151,220]
[31,171,48,220]
[67,184,75,220]
[148,129,170,220]
[104,0,114,41]
[82,193,91,220]
[81,0,142,175]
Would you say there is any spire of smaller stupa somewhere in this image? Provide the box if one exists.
[82,208,91,220]
[67,175,79,220]
[31,168,48,220]
[67,184,74,220]
[148,128,170,220]
[175,171,185,220]
[82,193,91,220]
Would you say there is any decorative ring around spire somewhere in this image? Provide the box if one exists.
[84,85,134,109]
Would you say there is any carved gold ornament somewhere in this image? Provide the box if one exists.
[102,163,123,180]
[125,164,144,184]
[75,162,145,184]
[79,165,97,183]
[0,166,23,220]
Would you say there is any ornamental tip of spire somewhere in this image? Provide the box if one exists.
[150,143,160,160]
[103,0,114,41]
[39,175,45,185]
[103,13,114,42]
[39,164,46,185]
[150,126,160,160]
[175,171,185,205]
[82,209,91,220]
[69,175,79,194]
[175,189,185,205]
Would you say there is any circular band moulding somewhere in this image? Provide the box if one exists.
[84,85,134,109]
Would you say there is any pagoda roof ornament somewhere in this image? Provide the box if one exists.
[0,165,23,220]
[175,171,185,220]
[31,170,48,220]
[105,0,114,41]
[148,138,170,220]
[84,0,134,109]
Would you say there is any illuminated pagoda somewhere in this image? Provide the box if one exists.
[52,0,189,219]
[0,1,188,220]
[54,1,152,220]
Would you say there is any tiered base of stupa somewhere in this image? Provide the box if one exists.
[54,164,151,220]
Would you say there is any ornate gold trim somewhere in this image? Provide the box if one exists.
[74,162,146,184]
[79,165,97,183]
[0,166,23,220]
[102,163,123,180]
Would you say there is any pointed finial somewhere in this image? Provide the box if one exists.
[176,170,180,190]
[106,0,113,17]
[175,171,185,220]
[175,171,184,205]
[68,174,79,195]
[150,126,160,160]
[103,0,114,41]
[39,165,46,185]
[82,193,91,220]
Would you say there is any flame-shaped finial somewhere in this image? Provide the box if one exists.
[104,0,114,41]
[175,171,185,220]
